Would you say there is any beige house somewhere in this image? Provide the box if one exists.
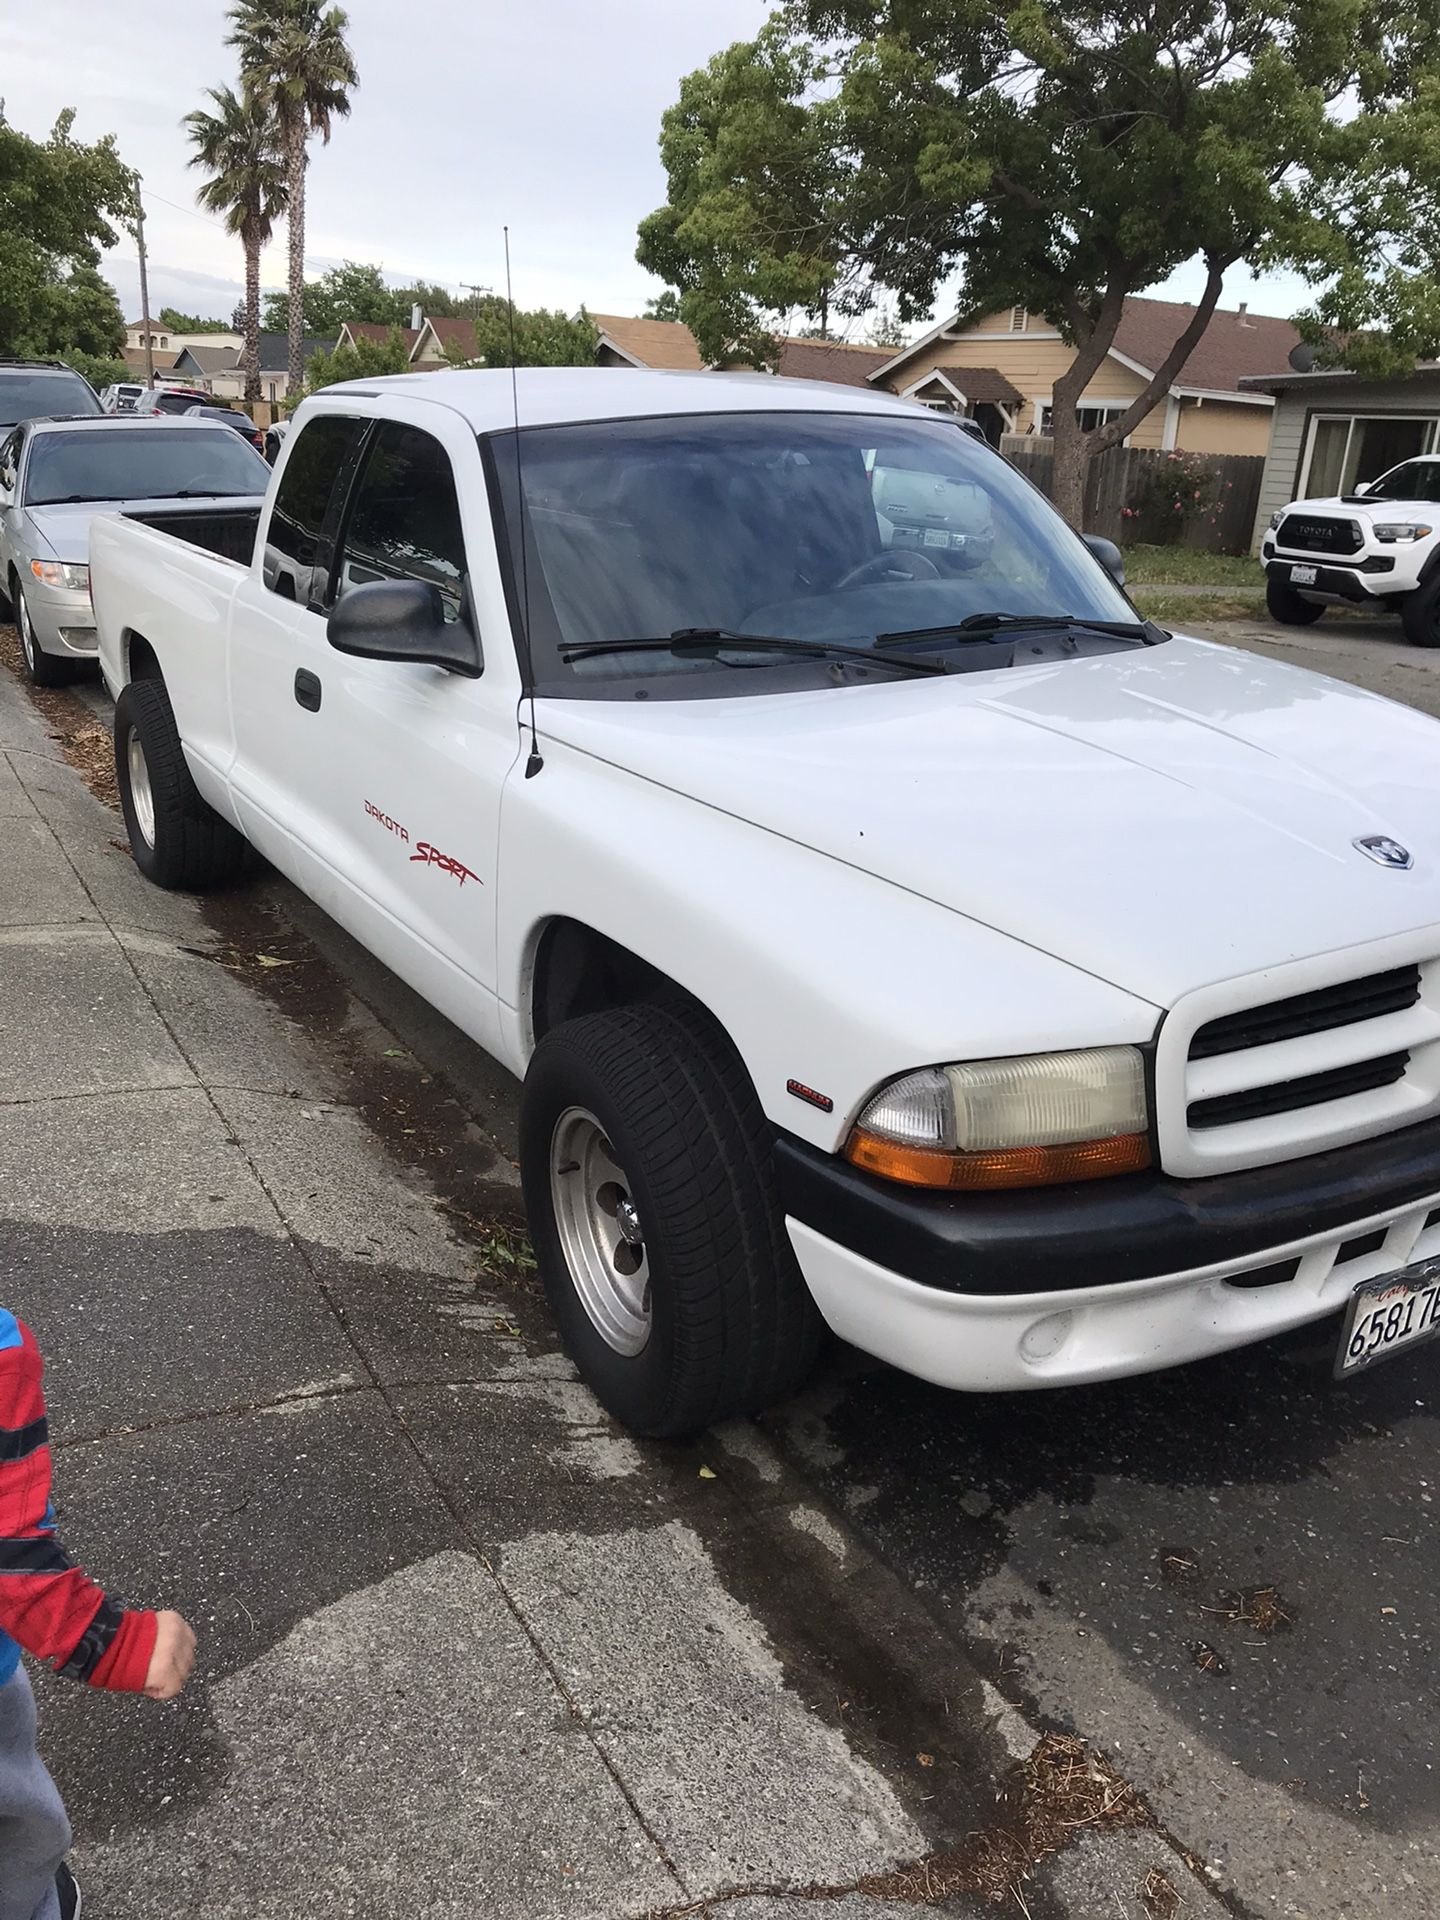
[871,298,1300,451]
[124,319,242,356]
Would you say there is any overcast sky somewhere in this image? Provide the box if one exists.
[18,0,1316,338]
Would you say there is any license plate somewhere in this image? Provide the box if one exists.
[1289,564,1318,585]
[1336,1259,1440,1378]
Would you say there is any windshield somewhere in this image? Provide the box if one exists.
[492,410,1135,694]
[23,427,270,506]
[0,370,102,430]
[1363,459,1440,503]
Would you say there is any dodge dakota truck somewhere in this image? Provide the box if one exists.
[91,368,1440,1435]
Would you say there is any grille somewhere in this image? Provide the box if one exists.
[1276,513,1363,557]
[1190,967,1421,1060]
[1189,1052,1409,1130]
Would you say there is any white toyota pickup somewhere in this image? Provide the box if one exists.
[1261,452,1440,644]
[90,369,1440,1435]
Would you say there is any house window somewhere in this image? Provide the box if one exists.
[1299,414,1440,497]
[1009,307,1028,333]
[1037,402,1129,435]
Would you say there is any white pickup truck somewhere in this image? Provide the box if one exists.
[91,368,1440,1435]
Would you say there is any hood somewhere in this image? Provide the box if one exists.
[538,635,1440,1007]
[25,495,262,565]
[1297,493,1434,520]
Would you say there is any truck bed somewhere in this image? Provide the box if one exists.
[120,501,262,568]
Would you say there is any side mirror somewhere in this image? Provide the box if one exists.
[1082,533,1126,587]
[327,578,481,677]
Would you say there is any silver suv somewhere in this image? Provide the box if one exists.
[0,360,103,432]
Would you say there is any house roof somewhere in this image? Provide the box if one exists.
[773,338,894,387]
[122,348,180,375]
[1239,361,1440,394]
[173,344,242,374]
[341,321,421,351]
[911,364,1023,405]
[414,316,479,359]
[591,313,706,372]
[255,333,337,372]
[871,295,1299,399]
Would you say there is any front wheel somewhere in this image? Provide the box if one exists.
[15,582,74,687]
[1400,581,1440,648]
[1265,575,1324,627]
[520,1002,823,1437]
[115,678,252,889]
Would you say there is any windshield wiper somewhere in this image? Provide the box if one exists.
[561,628,950,677]
[878,612,1161,646]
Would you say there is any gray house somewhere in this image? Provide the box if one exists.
[1243,364,1440,545]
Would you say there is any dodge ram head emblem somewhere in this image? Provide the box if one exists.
[1354,835,1413,870]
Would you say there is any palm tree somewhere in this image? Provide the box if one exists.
[183,87,287,404]
[227,0,358,395]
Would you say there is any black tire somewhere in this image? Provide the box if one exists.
[1265,575,1324,627]
[1400,581,1440,648]
[15,580,76,687]
[520,1001,824,1437]
[114,677,252,889]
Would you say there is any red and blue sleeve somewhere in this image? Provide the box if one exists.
[0,1313,157,1691]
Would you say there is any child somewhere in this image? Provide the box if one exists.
[0,1310,195,1920]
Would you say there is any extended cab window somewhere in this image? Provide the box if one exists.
[263,414,365,604]
[336,423,467,621]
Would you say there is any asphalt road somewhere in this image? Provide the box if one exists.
[13,606,1440,1918]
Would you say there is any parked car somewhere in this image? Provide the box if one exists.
[100,383,145,415]
[1262,453,1440,645]
[92,369,1440,1434]
[133,386,211,417]
[0,360,103,431]
[0,416,269,686]
[184,403,267,455]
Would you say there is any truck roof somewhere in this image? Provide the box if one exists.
[313,365,925,432]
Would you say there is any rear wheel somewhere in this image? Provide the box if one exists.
[1265,575,1325,627]
[115,678,252,889]
[1400,581,1440,648]
[520,1001,823,1437]
[15,581,75,687]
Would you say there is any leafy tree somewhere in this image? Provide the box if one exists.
[62,349,129,394]
[644,290,683,321]
[262,260,460,336]
[0,107,135,358]
[639,3,1440,526]
[37,265,125,359]
[439,298,598,368]
[301,325,411,395]
[229,0,358,395]
[158,307,236,333]
[184,86,287,401]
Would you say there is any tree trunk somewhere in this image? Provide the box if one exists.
[285,120,307,396]
[242,221,261,404]
[1050,411,1090,529]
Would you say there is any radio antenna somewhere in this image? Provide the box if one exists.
[506,225,542,779]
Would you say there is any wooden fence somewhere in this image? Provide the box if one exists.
[999,437,1265,554]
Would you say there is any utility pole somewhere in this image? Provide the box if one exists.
[135,183,156,390]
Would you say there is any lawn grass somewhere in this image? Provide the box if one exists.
[1120,545,1257,587]
[1130,588,1269,624]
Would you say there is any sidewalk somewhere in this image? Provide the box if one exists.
[0,657,1225,1919]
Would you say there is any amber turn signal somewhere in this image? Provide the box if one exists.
[844,1129,1152,1191]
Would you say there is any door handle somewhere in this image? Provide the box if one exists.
[294,668,322,712]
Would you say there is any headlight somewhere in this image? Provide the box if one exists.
[30,560,89,592]
[1372,523,1432,543]
[845,1046,1151,1190]
[1269,511,1283,530]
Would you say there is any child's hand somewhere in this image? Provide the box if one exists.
[144,1610,196,1700]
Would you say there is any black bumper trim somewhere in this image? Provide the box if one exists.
[1264,559,1393,601]
[775,1115,1440,1296]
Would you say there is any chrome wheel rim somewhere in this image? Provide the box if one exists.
[127,732,156,848]
[16,593,35,673]
[549,1106,651,1355]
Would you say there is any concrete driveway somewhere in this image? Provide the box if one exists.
[0,645,1225,1920]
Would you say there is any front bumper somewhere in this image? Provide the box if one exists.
[776,1117,1440,1389]
[25,579,96,655]
[1261,549,1408,602]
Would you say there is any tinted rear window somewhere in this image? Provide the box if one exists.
[23,427,270,506]
[262,414,367,603]
[0,370,102,429]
